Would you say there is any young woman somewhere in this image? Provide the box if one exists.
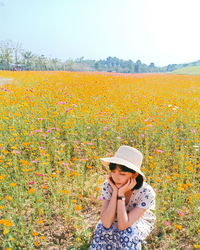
[89,145,156,250]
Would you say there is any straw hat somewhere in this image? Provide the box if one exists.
[100,145,146,180]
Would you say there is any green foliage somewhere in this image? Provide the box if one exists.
[170,66,200,75]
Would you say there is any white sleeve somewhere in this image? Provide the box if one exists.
[99,180,112,200]
[136,185,156,210]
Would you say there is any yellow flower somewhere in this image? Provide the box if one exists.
[3,228,9,235]
[37,220,44,224]
[193,245,200,249]
[0,175,6,180]
[9,183,17,187]
[22,168,33,172]
[5,196,12,201]
[39,236,46,240]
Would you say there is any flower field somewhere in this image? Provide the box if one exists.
[0,71,199,249]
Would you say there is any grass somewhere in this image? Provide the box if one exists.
[171,66,200,75]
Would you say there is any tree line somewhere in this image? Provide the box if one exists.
[0,39,199,73]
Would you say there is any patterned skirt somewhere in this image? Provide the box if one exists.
[89,217,155,250]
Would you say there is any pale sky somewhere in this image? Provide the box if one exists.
[0,0,199,66]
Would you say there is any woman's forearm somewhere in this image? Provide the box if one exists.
[100,190,118,228]
[117,199,129,230]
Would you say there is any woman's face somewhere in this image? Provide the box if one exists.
[110,165,137,189]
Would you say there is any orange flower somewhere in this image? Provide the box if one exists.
[60,189,70,194]
[74,205,82,211]
[28,188,35,194]
[175,224,182,230]
[32,232,39,236]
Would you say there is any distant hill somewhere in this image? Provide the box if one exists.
[170,66,200,75]
[163,59,200,72]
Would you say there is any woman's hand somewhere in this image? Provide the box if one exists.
[118,177,137,196]
[107,173,118,192]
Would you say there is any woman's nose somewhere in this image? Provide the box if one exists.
[114,175,120,181]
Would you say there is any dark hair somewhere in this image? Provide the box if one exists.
[109,162,143,190]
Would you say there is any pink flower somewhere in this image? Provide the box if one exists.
[57,101,67,104]
[37,118,43,120]
[103,126,109,131]
[190,129,196,133]
[178,210,185,217]
[157,149,164,153]
[139,134,145,138]
[116,137,121,140]
[34,129,43,133]
[65,108,74,112]
[164,221,171,226]
[45,128,56,133]
[35,173,44,177]
[32,160,39,163]
[80,158,88,161]
[28,182,34,185]
[62,162,69,166]
[12,150,21,154]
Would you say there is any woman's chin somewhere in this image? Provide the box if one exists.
[115,184,123,188]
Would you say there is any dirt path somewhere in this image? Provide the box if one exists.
[0,77,13,86]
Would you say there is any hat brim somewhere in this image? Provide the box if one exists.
[100,156,146,181]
